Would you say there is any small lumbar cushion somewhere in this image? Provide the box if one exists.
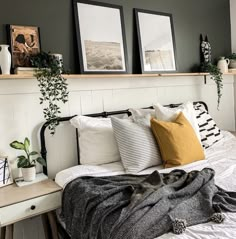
[150,112,205,168]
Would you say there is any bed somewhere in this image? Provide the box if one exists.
[40,101,236,239]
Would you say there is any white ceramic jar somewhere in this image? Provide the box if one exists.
[217,57,230,73]
[0,44,11,74]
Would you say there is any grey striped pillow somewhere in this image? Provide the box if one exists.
[111,117,162,173]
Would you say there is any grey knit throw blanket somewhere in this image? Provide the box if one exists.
[61,168,236,239]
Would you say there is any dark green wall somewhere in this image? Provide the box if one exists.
[0,0,231,73]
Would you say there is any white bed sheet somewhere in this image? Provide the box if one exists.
[55,131,236,238]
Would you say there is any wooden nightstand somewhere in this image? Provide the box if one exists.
[0,179,62,239]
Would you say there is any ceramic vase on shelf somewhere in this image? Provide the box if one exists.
[217,56,230,73]
[49,53,63,71]
[0,44,11,75]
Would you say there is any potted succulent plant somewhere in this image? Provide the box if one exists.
[10,137,46,182]
[228,53,236,69]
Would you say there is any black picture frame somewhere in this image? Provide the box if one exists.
[0,157,13,188]
[73,0,128,74]
[7,24,41,68]
[135,9,177,74]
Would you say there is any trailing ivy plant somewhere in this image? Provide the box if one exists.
[31,52,69,134]
[228,53,236,60]
[201,62,223,109]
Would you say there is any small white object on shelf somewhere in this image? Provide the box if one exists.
[14,67,36,75]
[15,172,48,187]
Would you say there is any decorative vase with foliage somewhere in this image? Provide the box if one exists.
[200,34,223,109]
[228,53,236,69]
[10,137,46,181]
[30,52,69,135]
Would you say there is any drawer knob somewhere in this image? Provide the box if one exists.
[31,205,36,210]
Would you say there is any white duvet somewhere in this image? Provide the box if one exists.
[55,131,236,239]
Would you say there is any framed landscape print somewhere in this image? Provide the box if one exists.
[0,157,13,188]
[135,9,177,73]
[8,25,41,68]
[73,0,128,74]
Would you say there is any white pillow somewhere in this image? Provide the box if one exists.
[128,108,155,127]
[70,116,120,165]
[129,108,155,120]
[153,102,201,142]
[111,117,162,173]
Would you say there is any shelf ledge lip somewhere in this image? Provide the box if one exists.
[0,72,234,80]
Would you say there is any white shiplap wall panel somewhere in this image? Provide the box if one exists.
[68,91,82,115]
[109,87,158,110]
[157,84,201,105]
[80,91,105,114]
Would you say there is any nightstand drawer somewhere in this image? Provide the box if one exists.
[0,191,61,227]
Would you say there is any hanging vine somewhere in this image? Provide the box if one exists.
[201,62,223,109]
[31,52,69,134]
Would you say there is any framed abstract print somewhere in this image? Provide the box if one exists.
[8,25,41,68]
[135,9,177,73]
[73,0,128,74]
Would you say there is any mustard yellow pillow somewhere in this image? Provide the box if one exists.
[150,112,205,168]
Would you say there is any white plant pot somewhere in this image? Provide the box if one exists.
[229,59,236,69]
[21,167,36,182]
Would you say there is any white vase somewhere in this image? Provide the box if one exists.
[217,56,230,73]
[21,167,36,182]
[0,44,11,74]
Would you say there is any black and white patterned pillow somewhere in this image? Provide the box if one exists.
[194,103,223,149]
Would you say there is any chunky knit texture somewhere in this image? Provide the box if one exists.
[61,168,236,239]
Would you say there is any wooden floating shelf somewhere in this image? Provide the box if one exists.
[0,72,234,80]
[64,73,210,78]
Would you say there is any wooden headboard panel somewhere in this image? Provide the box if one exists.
[40,101,208,175]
